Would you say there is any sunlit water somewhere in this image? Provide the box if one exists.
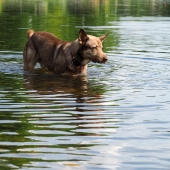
[0,1,170,170]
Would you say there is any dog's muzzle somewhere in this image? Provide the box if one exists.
[91,54,108,64]
[100,54,108,63]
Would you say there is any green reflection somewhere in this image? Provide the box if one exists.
[0,0,169,52]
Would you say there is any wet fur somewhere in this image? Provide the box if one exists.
[23,29,108,75]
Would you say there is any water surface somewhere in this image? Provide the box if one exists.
[0,0,170,169]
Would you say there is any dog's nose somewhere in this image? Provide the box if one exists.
[102,57,108,63]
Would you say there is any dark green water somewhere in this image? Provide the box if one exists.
[0,0,170,169]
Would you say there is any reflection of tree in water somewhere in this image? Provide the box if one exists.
[1,0,169,52]
[67,0,100,15]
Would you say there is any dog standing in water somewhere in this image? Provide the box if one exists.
[23,29,108,75]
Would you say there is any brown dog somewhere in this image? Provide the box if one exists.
[23,29,108,75]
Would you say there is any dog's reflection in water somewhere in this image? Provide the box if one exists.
[24,74,87,94]
[23,72,105,97]
[23,73,107,135]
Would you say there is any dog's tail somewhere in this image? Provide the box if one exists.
[27,29,34,39]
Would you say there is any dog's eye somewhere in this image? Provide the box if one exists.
[91,45,98,49]
[84,45,98,50]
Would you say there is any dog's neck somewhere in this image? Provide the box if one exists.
[70,51,91,67]
[70,52,81,66]
[70,40,91,67]
[66,40,91,75]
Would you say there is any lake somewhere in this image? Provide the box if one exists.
[0,0,170,169]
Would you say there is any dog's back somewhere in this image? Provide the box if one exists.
[24,30,68,73]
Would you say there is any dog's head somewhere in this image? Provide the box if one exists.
[78,29,108,64]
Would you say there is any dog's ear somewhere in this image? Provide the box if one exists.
[78,29,89,45]
[99,34,108,43]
